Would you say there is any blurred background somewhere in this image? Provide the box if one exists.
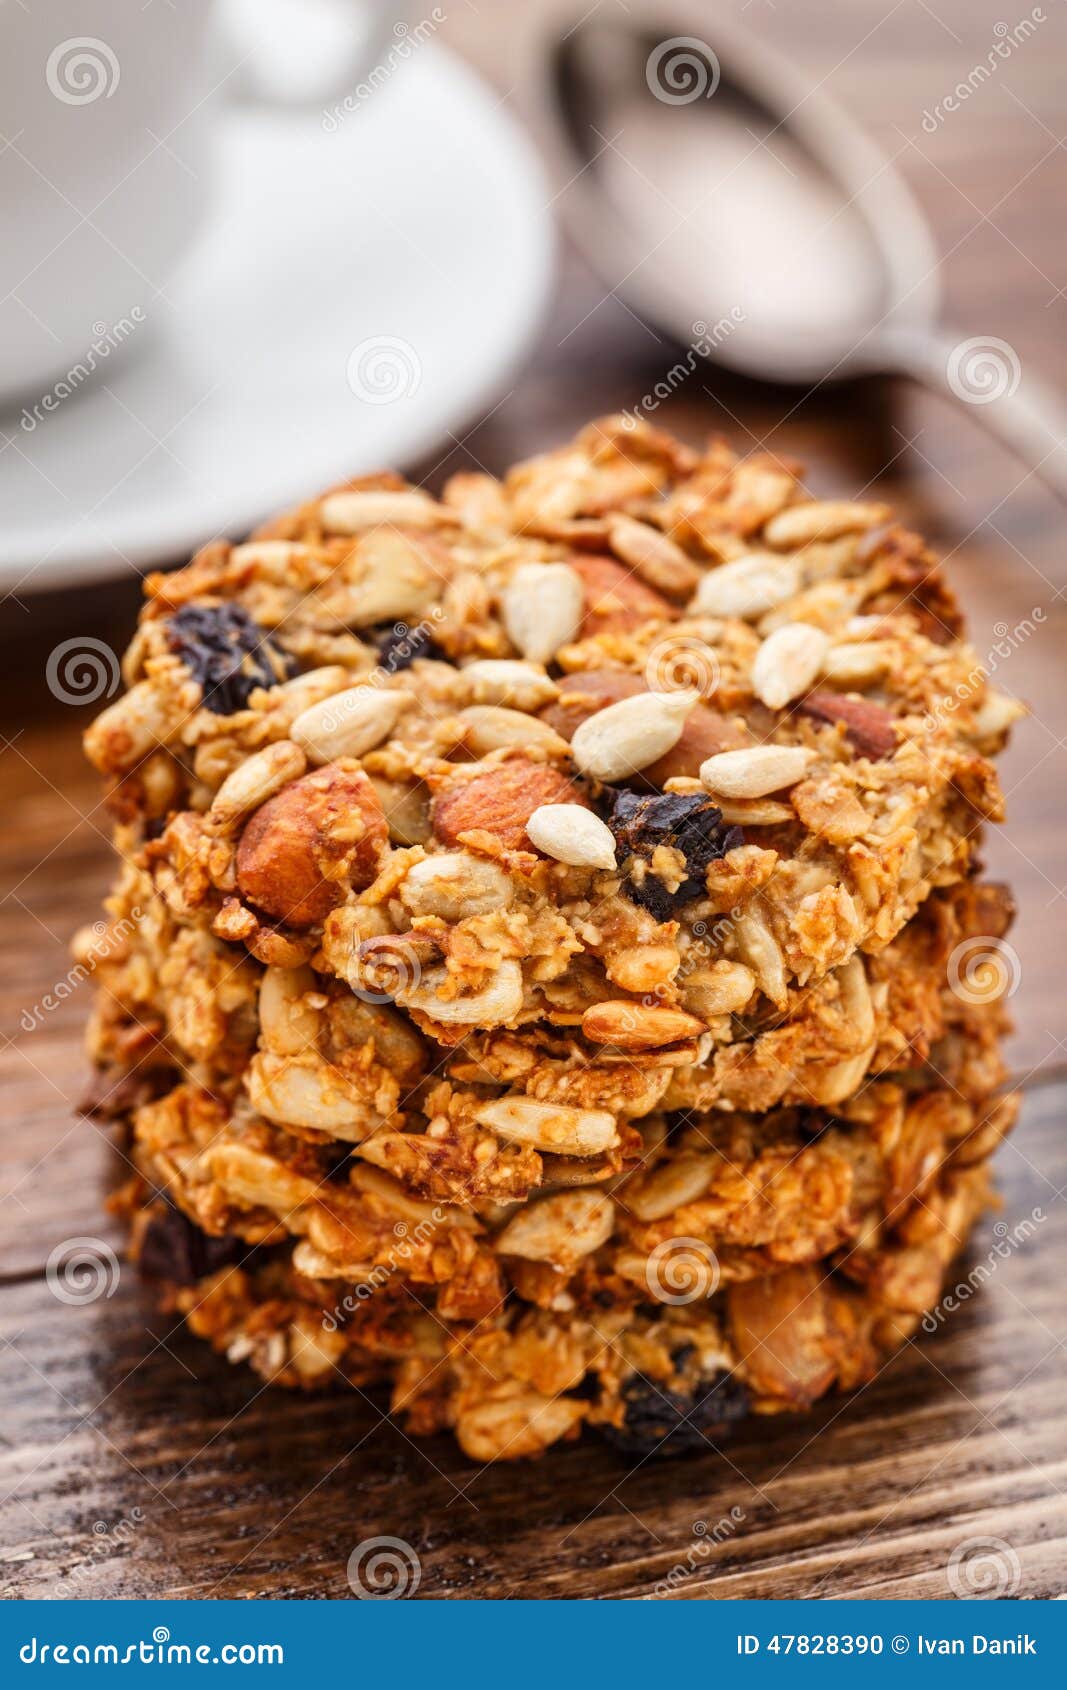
[2,0,1066,1598]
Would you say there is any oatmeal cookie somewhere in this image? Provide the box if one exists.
[81,416,1022,1460]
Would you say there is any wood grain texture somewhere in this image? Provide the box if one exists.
[2,0,1066,1599]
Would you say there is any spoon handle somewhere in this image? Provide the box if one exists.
[874,324,1067,504]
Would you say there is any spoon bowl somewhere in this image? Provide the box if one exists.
[537,0,1067,496]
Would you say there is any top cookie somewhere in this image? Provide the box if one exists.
[84,416,1019,1119]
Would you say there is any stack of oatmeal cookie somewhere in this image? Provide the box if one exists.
[81,417,1021,1461]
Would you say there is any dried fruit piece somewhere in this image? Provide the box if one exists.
[138,1203,245,1286]
[608,790,742,920]
[598,1369,750,1458]
[798,691,897,760]
[431,760,586,850]
[376,621,440,674]
[236,762,388,927]
[167,603,295,715]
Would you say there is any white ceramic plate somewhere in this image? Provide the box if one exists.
[0,46,553,593]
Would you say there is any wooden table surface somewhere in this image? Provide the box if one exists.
[2,0,1066,1599]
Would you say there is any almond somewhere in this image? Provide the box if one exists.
[431,760,587,850]
[798,692,897,759]
[569,553,678,637]
[236,762,388,927]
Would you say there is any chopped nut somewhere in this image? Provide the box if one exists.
[581,1001,705,1049]
[502,562,583,662]
[570,552,678,636]
[690,553,800,619]
[525,804,617,869]
[290,686,412,764]
[699,745,816,798]
[820,642,891,688]
[763,500,890,548]
[474,1097,619,1155]
[400,852,514,920]
[607,514,701,599]
[319,488,449,532]
[751,623,829,710]
[461,705,568,758]
[496,1191,615,1265]
[624,1154,715,1221]
[460,660,559,711]
[236,762,387,927]
[570,688,699,782]
[404,960,524,1027]
[209,741,307,829]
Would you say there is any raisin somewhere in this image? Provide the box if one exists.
[376,621,440,675]
[138,1203,245,1286]
[606,790,742,919]
[167,603,295,715]
[599,1368,750,1459]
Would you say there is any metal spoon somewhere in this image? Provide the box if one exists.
[536,0,1067,499]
